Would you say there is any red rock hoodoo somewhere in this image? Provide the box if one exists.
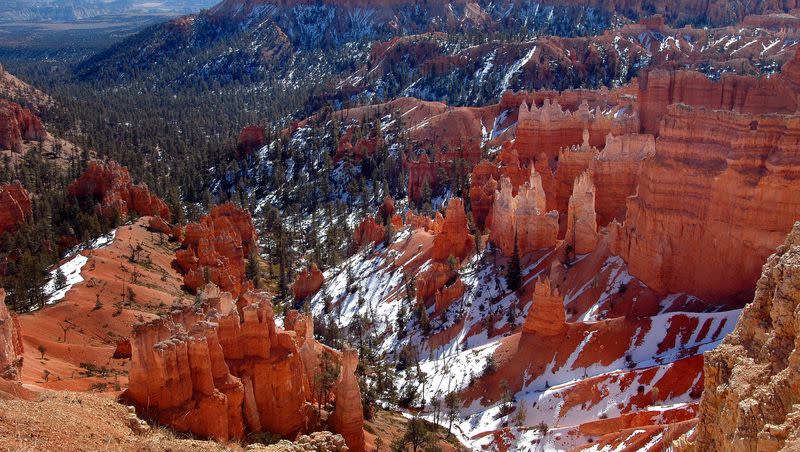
[236,125,266,159]
[565,171,598,255]
[330,348,366,452]
[125,284,364,443]
[353,215,386,247]
[68,161,171,221]
[175,203,256,298]
[431,198,473,263]
[293,263,325,301]
[0,182,32,237]
[0,99,46,152]
[522,278,566,336]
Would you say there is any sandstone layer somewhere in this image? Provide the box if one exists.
[614,104,800,303]
[674,222,800,451]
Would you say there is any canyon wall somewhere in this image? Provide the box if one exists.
[615,104,800,303]
[637,52,800,135]
[674,222,800,451]
[0,289,23,380]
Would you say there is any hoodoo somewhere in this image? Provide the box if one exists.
[522,278,566,336]
[565,171,598,255]
[68,161,171,221]
[431,197,473,262]
[331,348,366,452]
[125,284,364,442]
[176,204,256,298]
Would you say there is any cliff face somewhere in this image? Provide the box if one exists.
[615,105,800,303]
[638,53,800,135]
[0,182,32,237]
[674,222,800,451]
[0,99,46,152]
[68,161,171,221]
[0,289,23,381]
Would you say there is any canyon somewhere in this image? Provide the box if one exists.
[1,0,800,450]
[298,47,800,450]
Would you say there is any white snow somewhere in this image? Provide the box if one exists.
[42,229,117,307]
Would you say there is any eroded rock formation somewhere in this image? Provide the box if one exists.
[353,216,386,247]
[293,264,325,301]
[175,204,256,298]
[125,284,364,443]
[0,289,23,380]
[489,172,558,257]
[522,278,566,336]
[673,222,800,451]
[330,348,365,452]
[431,198,473,263]
[0,182,32,237]
[615,105,800,303]
[0,99,46,152]
[237,125,266,159]
[565,171,598,255]
[68,161,171,221]
[637,52,800,135]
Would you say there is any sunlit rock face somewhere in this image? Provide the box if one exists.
[674,222,800,451]
[615,104,800,304]
[124,285,364,443]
